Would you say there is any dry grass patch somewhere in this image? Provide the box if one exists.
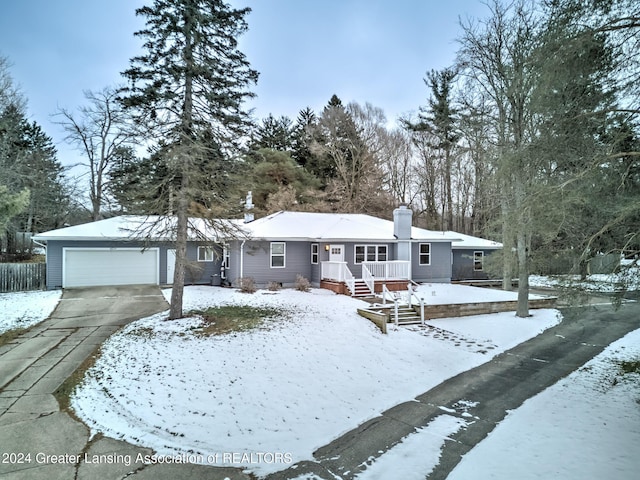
[0,327,30,348]
[54,347,101,417]
[190,305,286,336]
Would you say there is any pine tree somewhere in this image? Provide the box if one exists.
[409,68,460,231]
[538,0,640,274]
[250,114,294,152]
[120,0,258,319]
[1,106,68,241]
[291,107,318,170]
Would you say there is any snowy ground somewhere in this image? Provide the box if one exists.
[71,284,560,477]
[412,282,547,304]
[0,289,61,335]
[358,328,640,480]
[530,266,640,293]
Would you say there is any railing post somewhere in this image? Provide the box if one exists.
[394,298,399,327]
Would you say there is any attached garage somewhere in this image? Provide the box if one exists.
[63,247,159,288]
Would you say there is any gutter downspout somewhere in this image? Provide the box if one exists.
[408,240,412,282]
[240,239,246,280]
[32,239,47,249]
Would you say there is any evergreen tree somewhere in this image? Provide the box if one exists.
[14,121,68,234]
[250,114,294,152]
[244,148,321,213]
[528,2,618,275]
[308,97,391,213]
[120,0,258,319]
[308,95,359,188]
[537,0,640,274]
[409,68,460,230]
[0,186,29,234]
[1,104,68,244]
[291,107,318,170]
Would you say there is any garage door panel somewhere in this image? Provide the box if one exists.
[64,248,159,288]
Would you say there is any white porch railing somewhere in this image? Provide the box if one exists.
[408,283,425,325]
[361,263,375,294]
[321,261,357,295]
[362,261,410,280]
[344,268,356,295]
[321,261,350,282]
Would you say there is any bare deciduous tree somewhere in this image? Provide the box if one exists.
[458,0,540,316]
[56,86,137,220]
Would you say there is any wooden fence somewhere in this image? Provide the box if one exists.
[0,263,46,292]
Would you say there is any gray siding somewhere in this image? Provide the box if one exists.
[231,240,313,287]
[184,243,223,286]
[452,249,498,281]
[411,241,452,283]
[45,240,221,289]
[225,239,454,287]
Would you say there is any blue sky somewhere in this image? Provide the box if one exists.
[0,0,490,165]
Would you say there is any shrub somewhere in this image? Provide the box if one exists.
[238,277,256,293]
[295,274,310,292]
[267,281,281,291]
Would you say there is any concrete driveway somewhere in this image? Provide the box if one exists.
[0,285,250,480]
[47,285,171,329]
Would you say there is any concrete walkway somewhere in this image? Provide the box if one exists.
[0,286,249,480]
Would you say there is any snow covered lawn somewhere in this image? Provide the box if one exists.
[71,285,560,476]
[413,282,548,304]
[531,268,640,293]
[0,289,62,335]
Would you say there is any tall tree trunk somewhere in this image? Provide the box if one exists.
[445,149,453,230]
[516,229,530,317]
[501,187,514,291]
[169,178,188,320]
[169,5,195,320]
[515,177,530,317]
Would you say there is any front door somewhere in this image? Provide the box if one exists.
[329,244,345,262]
[166,249,176,285]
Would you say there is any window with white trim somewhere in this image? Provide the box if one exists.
[355,245,388,263]
[419,243,431,265]
[474,251,484,271]
[270,242,286,268]
[197,246,214,262]
[311,243,319,264]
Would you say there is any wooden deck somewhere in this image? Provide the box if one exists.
[320,279,410,296]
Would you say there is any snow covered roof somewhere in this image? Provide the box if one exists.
[239,211,458,242]
[33,216,238,242]
[33,212,501,247]
[441,231,503,249]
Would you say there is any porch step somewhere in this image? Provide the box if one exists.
[392,305,423,325]
[350,280,374,297]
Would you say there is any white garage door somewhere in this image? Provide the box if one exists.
[63,248,159,288]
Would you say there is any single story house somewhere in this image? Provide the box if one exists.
[33,207,502,295]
